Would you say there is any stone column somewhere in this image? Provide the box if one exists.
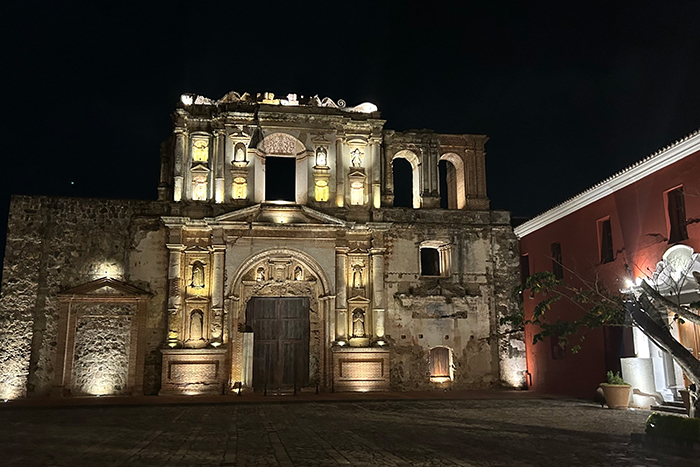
[335,247,349,339]
[371,248,386,338]
[166,243,185,344]
[214,130,226,203]
[335,137,345,207]
[211,244,226,342]
[173,129,187,202]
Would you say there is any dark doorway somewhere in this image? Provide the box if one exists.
[392,158,412,207]
[246,297,310,390]
[265,157,296,202]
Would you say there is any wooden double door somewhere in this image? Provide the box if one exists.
[246,297,310,390]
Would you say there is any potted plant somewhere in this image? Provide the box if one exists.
[600,370,631,409]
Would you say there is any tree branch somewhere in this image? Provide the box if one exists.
[641,280,700,326]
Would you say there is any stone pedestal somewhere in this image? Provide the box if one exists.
[159,348,228,395]
[332,347,390,392]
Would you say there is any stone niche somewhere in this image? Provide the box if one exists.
[53,277,150,397]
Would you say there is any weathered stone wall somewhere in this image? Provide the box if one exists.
[383,208,523,390]
[0,196,170,397]
[72,304,133,395]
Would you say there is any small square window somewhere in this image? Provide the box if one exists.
[419,241,451,277]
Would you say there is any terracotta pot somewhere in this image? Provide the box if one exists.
[600,384,631,409]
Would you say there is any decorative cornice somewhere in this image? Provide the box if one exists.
[515,129,700,239]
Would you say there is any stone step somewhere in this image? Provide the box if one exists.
[650,403,688,415]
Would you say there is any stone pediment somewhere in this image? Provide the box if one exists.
[214,204,348,227]
[58,277,151,299]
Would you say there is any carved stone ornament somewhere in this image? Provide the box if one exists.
[263,133,298,155]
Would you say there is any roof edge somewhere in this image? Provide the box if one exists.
[515,128,700,239]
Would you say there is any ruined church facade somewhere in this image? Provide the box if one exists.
[0,91,525,398]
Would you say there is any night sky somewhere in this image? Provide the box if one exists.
[2,2,700,273]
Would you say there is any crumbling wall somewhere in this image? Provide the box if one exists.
[0,196,169,398]
[383,209,523,390]
[490,213,528,388]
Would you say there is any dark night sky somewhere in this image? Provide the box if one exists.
[2,1,700,273]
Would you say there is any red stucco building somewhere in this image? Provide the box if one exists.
[515,129,700,401]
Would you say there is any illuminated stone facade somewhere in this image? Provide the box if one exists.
[0,91,526,398]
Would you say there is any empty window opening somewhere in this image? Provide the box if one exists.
[666,186,688,244]
[430,346,453,383]
[520,254,530,285]
[420,241,450,276]
[392,158,413,207]
[421,248,440,276]
[439,160,458,209]
[598,218,614,263]
[265,156,296,202]
[551,242,563,279]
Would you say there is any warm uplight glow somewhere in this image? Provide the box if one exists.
[91,261,124,279]
[337,340,346,347]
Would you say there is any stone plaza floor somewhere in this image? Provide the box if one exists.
[0,393,696,466]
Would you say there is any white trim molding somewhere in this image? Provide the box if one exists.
[515,129,700,239]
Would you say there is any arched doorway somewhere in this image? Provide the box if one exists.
[226,248,333,391]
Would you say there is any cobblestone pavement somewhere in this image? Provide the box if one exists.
[0,398,695,466]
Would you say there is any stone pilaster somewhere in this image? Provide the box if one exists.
[370,137,381,209]
[335,247,349,339]
[371,248,386,338]
[173,129,187,202]
[214,130,226,203]
[335,137,345,207]
[166,243,185,345]
[211,243,225,342]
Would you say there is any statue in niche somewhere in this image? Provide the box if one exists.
[190,310,204,340]
[352,265,363,288]
[192,138,209,162]
[192,176,207,201]
[294,266,303,281]
[256,267,265,282]
[190,261,205,288]
[235,146,246,163]
[352,309,365,337]
[316,147,328,167]
[350,148,363,167]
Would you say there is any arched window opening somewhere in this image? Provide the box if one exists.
[430,347,453,383]
[438,153,466,209]
[392,158,413,207]
[439,160,458,209]
[265,156,296,201]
